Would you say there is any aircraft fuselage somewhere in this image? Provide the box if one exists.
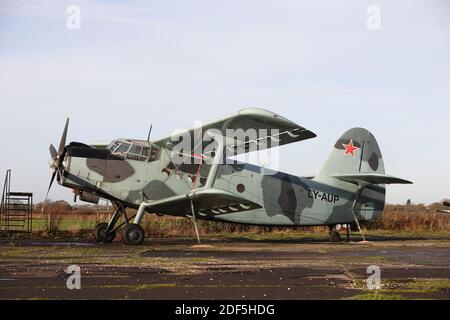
[60,142,385,227]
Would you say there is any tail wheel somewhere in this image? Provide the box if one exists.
[329,230,342,242]
[94,223,115,243]
[121,223,145,245]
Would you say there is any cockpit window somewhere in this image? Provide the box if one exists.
[107,141,121,152]
[129,144,143,155]
[115,142,131,154]
[108,140,160,162]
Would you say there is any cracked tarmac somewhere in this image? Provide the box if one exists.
[0,235,449,300]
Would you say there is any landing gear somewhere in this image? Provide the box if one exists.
[328,225,342,242]
[120,223,145,245]
[94,223,116,243]
[93,202,146,245]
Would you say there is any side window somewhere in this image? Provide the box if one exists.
[150,147,161,161]
[127,144,144,161]
[129,144,143,155]
[142,147,150,157]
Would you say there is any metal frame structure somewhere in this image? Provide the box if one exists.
[0,170,33,236]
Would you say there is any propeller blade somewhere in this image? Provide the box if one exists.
[49,144,57,159]
[147,124,153,143]
[58,117,70,156]
[41,170,56,213]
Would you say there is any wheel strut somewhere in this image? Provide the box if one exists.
[352,184,367,242]
[105,203,126,234]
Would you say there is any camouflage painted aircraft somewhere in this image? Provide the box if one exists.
[45,108,412,245]
[437,200,450,214]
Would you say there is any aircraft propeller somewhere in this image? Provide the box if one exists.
[147,124,153,143]
[42,117,70,211]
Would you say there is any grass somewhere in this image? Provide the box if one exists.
[387,278,450,293]
[337,255,393,263]
[349,278,450,300]
[98,283,178,291]
[351,292,407,300]
[32,218,96,231]
[4,202,447,238]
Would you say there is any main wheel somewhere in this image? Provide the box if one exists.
[120,223,145,245]
[94,223,115,243]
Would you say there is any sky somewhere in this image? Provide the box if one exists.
[0,0,449,205]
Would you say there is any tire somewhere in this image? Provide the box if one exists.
[120,223,145,245]
[94,223,115,243]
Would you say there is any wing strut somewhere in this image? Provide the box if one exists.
[186,131,225,244]
[203,130,225,190]
[190,200,201,244]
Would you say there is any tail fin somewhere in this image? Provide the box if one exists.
[318,128,411,222]
[319,128,385,177]
[319,128,412,185]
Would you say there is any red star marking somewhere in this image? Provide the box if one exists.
[342,139,359,157]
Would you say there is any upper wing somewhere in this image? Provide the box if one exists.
[152,108,316,157]
[141,188,261,217]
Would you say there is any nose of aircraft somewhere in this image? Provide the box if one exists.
[43,118,70,209]
[48,158,57,170]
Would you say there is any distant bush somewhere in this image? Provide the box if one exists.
[33,202,449,236]
[365,205,449,232]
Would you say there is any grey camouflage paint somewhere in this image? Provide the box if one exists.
[60,127,388,227]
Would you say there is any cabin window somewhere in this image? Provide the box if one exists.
[142,147,150,157]
[129,144,143,155]
[150,147,161,161]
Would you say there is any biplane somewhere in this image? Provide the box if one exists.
[438,200,450,214]
[45,108,412,244]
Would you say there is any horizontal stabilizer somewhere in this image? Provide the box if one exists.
[333,174,413,185]
[437,210,450,214]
